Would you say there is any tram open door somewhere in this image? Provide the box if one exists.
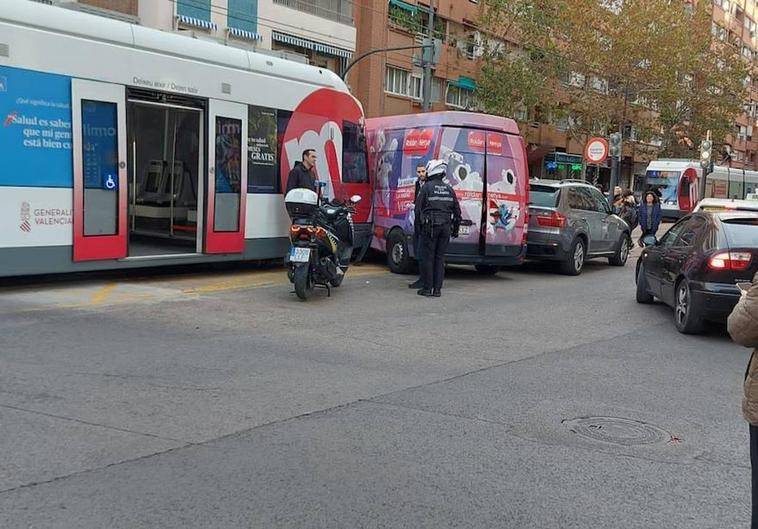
[205,100,248,254]
[71,80,128,262]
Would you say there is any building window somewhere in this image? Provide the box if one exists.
[228,0,258,34]
[446,84,475,109]
[272,0,352,25]
[410,74,423,100]
[431,77,444,102]
[385,66,411,96]
[177,0,211,22]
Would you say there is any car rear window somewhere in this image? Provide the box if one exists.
[722,217,758,247]
[529,185,560,207]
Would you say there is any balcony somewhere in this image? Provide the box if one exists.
[273,0,353,25]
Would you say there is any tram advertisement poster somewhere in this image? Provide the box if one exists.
[0,66,73,187]
[247,105,277,193]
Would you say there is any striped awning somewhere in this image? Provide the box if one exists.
[389,0,417,14]
[271,31,353,58]
[228,27,263,41]
[449,76,477,91]
[176,14,217,30]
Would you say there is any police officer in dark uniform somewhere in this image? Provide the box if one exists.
[414,159,461,297]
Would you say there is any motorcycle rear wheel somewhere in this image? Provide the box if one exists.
[293,265,312,301]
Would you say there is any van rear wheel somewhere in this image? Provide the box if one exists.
[387,231,414,274]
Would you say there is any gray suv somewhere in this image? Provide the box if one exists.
[527,180,631,275]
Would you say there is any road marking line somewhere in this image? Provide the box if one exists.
[90,283,116,305]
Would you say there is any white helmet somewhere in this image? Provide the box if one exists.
[425,159,447,178]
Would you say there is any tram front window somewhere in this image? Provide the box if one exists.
[646,170,680,205]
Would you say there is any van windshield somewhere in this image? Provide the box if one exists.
[529,185,560,207]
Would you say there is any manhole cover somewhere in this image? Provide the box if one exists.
[562,416,672,446]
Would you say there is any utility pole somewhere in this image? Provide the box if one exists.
[609,84,629,200]
[422,0,436,112]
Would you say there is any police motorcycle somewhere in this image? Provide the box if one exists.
[284,182,362,301]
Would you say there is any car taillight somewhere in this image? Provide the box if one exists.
[536,210,567,228]
[708,251,753,270]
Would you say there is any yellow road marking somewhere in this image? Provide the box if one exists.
[90,283,117,305]
[0,264,389,314]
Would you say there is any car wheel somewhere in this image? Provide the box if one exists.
[475,264,499,275]
[386,230,414,274]
[609,234,631,266]
[635,263,654,304]
[674,279,704,334]
[560,238,585,276]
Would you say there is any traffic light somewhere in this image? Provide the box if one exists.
[609,132,622,158]
[700,139,712,170]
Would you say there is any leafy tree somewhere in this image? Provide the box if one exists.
[477,0,749,156]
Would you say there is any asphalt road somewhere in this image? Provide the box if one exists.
[0,247,751,528]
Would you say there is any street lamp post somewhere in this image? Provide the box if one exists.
[340,44,433,81]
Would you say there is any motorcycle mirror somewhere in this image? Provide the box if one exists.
[350,195,362,204]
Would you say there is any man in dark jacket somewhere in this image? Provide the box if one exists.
[414,159,461,297]
[408,162,428,289]
[285,149,318,193]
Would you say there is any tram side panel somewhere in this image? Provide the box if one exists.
[0,66,79,276]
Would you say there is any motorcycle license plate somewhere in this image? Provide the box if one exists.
[289,247,311,263]
[459,225,470,235]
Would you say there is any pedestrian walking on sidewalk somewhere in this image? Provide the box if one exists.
[617,189,639,232]
[414,159,461,297]
[727,273,758,529]
[638,191,661,246]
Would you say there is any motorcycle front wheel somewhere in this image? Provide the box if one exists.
[293,265,312,301]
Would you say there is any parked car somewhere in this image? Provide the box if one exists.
[693,197,758,214]
[635,211,758,334]
[526,180,632,275]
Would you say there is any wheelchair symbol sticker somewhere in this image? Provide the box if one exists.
[105,174,116,190]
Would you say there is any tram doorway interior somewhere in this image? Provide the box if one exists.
[127,93,203,257]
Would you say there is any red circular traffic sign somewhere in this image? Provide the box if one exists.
[584,138,609,164]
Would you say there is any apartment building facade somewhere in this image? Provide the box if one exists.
[712,0,758,170]
[31,0,356,75]
[351,0,624,186]
[353,0,758,187]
